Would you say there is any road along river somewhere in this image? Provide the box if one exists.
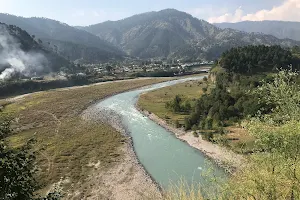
[95,76,226,188]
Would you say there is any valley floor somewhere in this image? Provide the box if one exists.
[1,78,172,199]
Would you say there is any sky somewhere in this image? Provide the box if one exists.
[0,0,299,26]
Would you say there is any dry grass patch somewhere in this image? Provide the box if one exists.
[138,79,211,125]
[1,78,172,196]
[223,126,256,154]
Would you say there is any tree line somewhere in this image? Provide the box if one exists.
[164,46,300,132]
[219,45,300,74]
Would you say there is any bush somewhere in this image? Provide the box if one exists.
[0,120,62,200]
[192,125,198,131]
[212,119,222,129]
[202,132,214,142]
[174,120,180,128]
[198,120,205,130]
[184,118,192,131]
[205,118,213,130]
[193,131,199,138]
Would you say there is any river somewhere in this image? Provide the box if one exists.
[96,76,226,189]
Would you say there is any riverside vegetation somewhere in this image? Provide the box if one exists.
[139,46,300,199]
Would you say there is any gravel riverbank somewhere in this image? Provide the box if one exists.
[82,107,162,200]
[136,107,245,173]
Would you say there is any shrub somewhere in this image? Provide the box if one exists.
[192,125,198,131]
[202,132,214,142]
[198,120,205,130]
[205,118,213,130]
[184,118,192,131]
[193,131,199,138]
[174,120,180,128]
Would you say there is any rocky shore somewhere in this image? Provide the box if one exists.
[82,106,162,200]
[136,107,245,173]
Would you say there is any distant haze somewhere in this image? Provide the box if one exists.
[0,0,296,26]
[215,21,300,41]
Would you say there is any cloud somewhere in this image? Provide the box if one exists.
[208,0,300,23]
[187,6,228,20]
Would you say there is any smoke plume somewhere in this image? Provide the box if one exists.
[0,25,48,80]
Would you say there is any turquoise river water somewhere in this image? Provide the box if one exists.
[96,76,226,188]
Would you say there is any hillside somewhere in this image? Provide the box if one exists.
[82,9,299,60]
[0,22,73,79]
[0,13,125,63]
[41,39,124,64]
[215,21,300,41]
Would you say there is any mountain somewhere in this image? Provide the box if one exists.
[41,39,124,64]
[0,22,73,79]
[0,13,124,63]
[215,21,300,41]
[81,9,299,60]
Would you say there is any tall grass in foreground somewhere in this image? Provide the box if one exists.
[164,180,204,200]
[163,168,226,200]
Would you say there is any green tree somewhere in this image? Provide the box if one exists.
[184,118,192,131]
[0,120,37,199]
[182,101,191,112]
[166,95,182,113]
[0,120,62,200]
[106,65,113,73]
[174,120,180,128]
[205,118,213,130]
[227,69,300,199]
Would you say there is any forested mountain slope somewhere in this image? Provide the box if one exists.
[0,22,73,79]
[82,9,300,60]
[0,13,125,63]
[215,21,300,41]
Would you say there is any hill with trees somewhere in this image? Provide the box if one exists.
[81,9,300,60]
[215,20,300,41]
[166,46,300,132]
[0,13,125,63]
[219,45,300,74]
[0,22,74,78]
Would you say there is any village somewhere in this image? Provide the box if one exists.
[81,59,214,77]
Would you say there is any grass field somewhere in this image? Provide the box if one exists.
[0,78,173,197]
[138,78,211,126]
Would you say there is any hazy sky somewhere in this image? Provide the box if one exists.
[0,0,299,26]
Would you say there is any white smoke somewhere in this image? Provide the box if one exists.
[0,25,48,80]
